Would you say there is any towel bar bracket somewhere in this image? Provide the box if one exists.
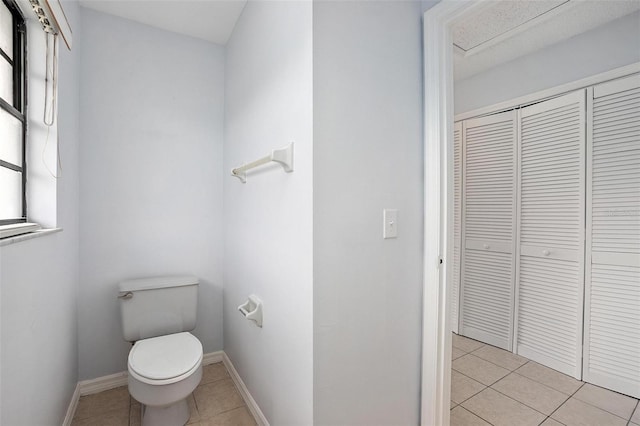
[231,142,294,183]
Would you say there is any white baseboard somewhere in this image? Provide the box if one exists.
[202,350,224,365]
[62,383,80,426]
[79,371,129,396]
[76,351,224,396]
[223,352,269,426]
[66,351,255,423]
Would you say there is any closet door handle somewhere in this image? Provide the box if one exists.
[543,249,550,256]
[483,244,490,250]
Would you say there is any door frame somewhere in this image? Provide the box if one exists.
[421,2,481,425]
[421,0,640,422]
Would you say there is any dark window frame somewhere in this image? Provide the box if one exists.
[0,0,27,226]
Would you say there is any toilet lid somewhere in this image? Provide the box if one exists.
[129,332,203,381]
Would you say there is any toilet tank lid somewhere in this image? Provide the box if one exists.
[119,275,199,292]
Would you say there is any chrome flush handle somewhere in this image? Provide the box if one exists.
[118,291,133,300]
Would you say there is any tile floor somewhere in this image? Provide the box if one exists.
[71,362,257,426]
[451,333,640,426]
[68,343,640,426]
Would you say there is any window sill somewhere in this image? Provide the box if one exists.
[0,228,62,247]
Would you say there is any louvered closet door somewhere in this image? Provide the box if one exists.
[584,74,640,398]
[452,121,463,334]
[460,110,517,350]
[516,90,586,379]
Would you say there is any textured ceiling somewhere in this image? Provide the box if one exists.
[454,0,640,81]
[78,0,247,45]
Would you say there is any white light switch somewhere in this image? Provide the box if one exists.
[383,209,398,239]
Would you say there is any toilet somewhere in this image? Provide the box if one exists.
[118,275,203,426]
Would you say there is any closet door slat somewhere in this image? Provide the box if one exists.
[584,73,640,398]
[516,90,586,379]
[460,110,517,350]
[452,122,462,334]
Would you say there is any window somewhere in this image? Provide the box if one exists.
[0,0,26,226]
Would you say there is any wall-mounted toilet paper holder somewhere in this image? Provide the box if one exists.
[238,295,263,328]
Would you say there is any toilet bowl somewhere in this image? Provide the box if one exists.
[127,332,203,426]
[118,275,202,425]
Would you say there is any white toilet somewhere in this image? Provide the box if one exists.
[118,275,203,426]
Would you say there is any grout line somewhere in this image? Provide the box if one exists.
[453,335,640,426]
[453,404,497,426]
[192,393,201,421]
[211,404,250,418]
[452,334,486,354]
[512,362,586,397]
[452,336,527,372]
[128,396,133,426]
[452,339,577,425]
[456,350,524,374]
[489,377,559,419]
[545,381,585,424]
[468,344,486,354]
[451,367,490,389]
[457,371,565,426]
[452,343,484,354]
[629,400,640,426]
[452,382,487,408]
[191,362,252,422]
[569,384,639,422]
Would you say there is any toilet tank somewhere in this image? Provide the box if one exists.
[118,275,199,342]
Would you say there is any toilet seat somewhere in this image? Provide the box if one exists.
[128,332,203,386]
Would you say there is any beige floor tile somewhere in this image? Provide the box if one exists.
[194,378,245,419]
[451,370,486,404]
[472,345,528,371]
[128,394,200,426]
[573,383,637,420]
[450,400,457,409]
[462,388,546,426]
[130,398,141,426]
[452,334,485,353]
[187,394,202,424]
[201,362,231,386]
[515,362,583,395]
[450,406,491,426]
[551,397,627,426]
[196,406,257,426]
[71,408,129,426]
[452,347,466,360]
[492,372,567,415]
[631,402,640,424]
[540,418,563,426]
[453,354,510,386]
[73,386,130,421]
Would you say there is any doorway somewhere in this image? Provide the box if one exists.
[421,2,640,425]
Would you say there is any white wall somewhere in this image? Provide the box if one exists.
[78,8,225,379]
[0,1,81,423]
[455,11,640,114]
[313,1,424,424]
[223,1,313,424]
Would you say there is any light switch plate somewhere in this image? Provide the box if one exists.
[383,209,398,239]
